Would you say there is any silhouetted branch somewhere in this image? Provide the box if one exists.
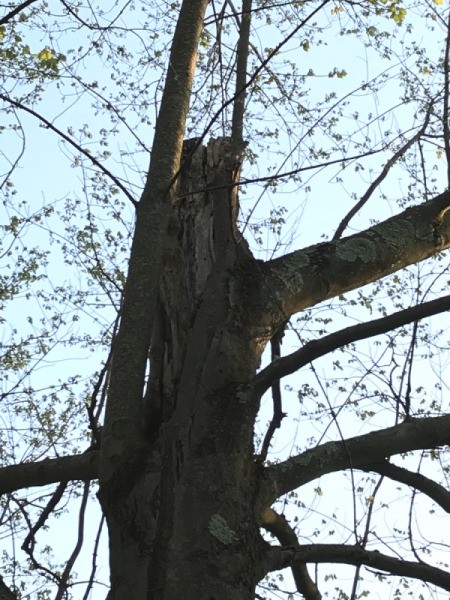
[0,93,137,206]
[362,461,450,513]
[252,294,450,401]
[262,507,321,600]
[55,481,90,600]
[265,543,450,591]
[231,0,252,140]
[0,451,99,495]
[259,320,288,461]
[443,10,450,186]
[22,482,67,555]
[333,104,433,240]
[261,415,450,504]
[0,0,37,25]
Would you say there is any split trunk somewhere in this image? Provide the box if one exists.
[99,138,272,599]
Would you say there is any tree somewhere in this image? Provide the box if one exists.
[1,0,450,598]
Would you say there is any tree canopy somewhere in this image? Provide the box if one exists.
[1,1,450,599]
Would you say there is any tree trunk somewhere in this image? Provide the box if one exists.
[99,138,267,599]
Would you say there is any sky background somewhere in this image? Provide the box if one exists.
[1,1,450,598]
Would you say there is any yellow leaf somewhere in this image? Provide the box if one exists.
[434,0,443,4]
[38,48,54,61]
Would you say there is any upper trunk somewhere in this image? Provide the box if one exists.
[100,138,267,600]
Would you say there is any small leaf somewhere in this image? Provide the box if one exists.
[38,47,54,61]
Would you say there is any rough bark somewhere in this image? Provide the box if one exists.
[98,135,450,598]
[99,138,267,600]
[99,0,210,485]
[97,2,213,596]
[4,136,450,597]
[263,190,450,322]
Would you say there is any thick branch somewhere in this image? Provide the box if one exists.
[265,544,450,592]
[262,508,321,600]
[101,0,209,481]
[262,190,450,320]
[0,451,99,495]
[252,294,450,399]
[361,461,450,513]
[260,415,450,505]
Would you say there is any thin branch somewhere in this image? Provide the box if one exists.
[177,146,386,200]
[173,0,330,187]
[22,482,67,555]
[15,494,62,583]
[333,105,433,240]
[252,294,450,401]
[0,451,99,495]
[0,93,137,206]
[0,0,37,25]
[403,319,418,418]
[350,475,384,600]
[259,320,288,461]
[261,414,450,505]
[55,481,90,600]
[265,543,450,592]
[361,461,450,513]
[82,515,105,600]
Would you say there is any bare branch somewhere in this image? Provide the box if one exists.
[55,481,90,600]
[175,0,330,173]
[0,452,99,495]
[262,507,321,600]
[0,93,137,206]
[259,320,288,461]
[443,10,450,186]
[260,415,450,505]
[252,294,450,400]
[0,0,37,26]
[22,482,67,555]
[266,543,450,592]
[333,105,433,240]
[361,461,450,513]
